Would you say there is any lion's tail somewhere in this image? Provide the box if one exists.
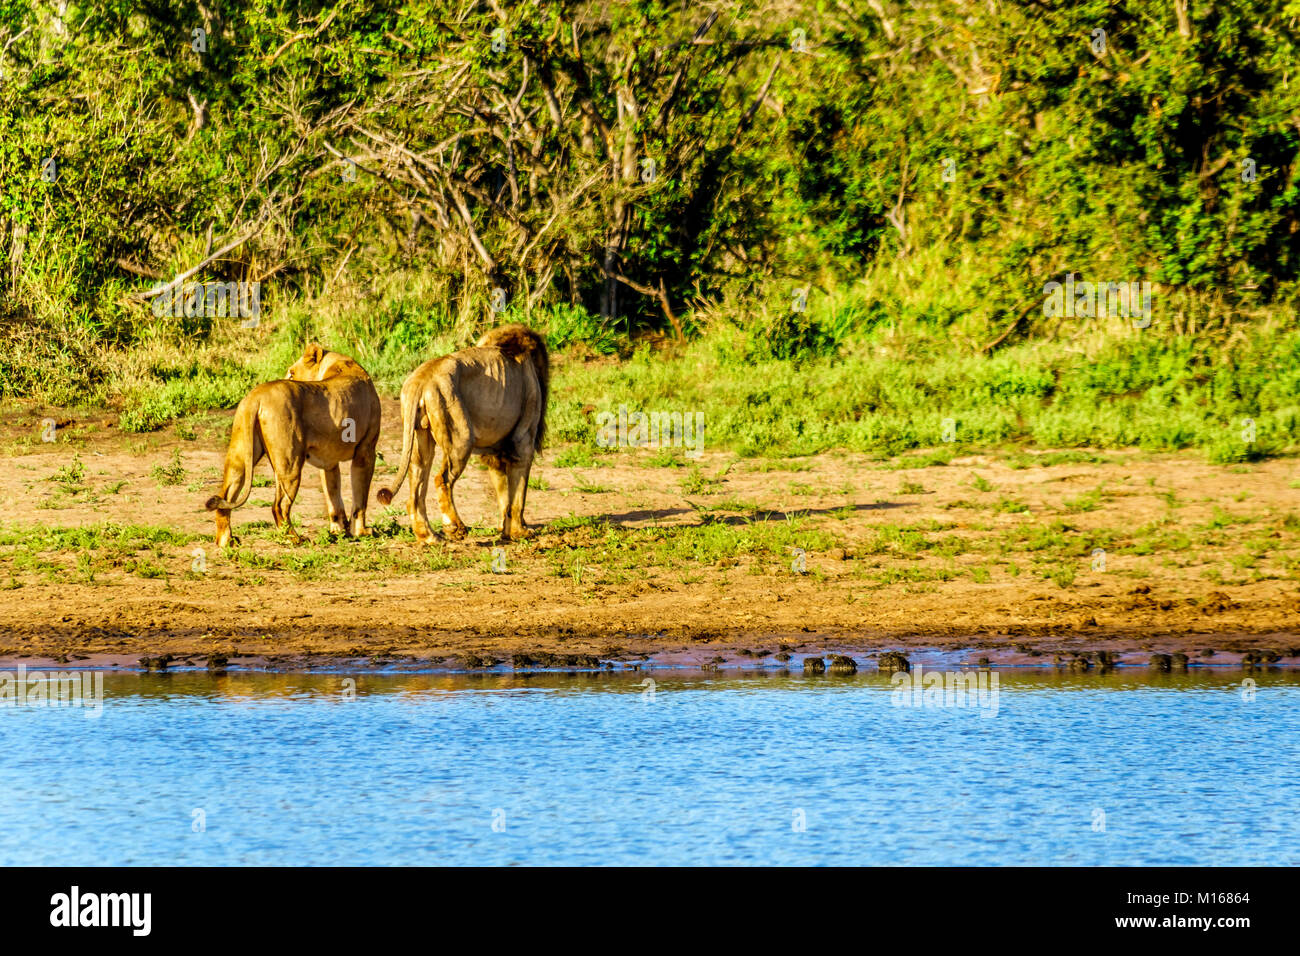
[204,396,260,512]
[477,323,550,449]
[377,383,421,506]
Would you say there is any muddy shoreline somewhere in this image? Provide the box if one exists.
[3,625,1298,673]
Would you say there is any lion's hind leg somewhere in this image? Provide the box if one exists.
[349,446,376,538]
[267,442,306,545]
[409,428,438,546]
[482,453,512,542]
[501,412,538,541]
[272,474,304,544]
[504,455,530,538]
[322,465,349,536]
[505,450,535,541]
[427,390,472,541]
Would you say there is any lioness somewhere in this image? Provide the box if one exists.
[377,324,549,543]
[205,343,381,548]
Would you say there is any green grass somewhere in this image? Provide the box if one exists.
[0,512,844,585]
[151,449,188,486]
[1045,563,1077,588]
[47,454,88,493]
[868,565,961,587]
[120,365,261,434]
[0,523,202,552]
[1000,450,1113,469]
[541,514,840,581]
[0,522,205,584]
[679,465,722,495]
[1204,507,1254,530]
[14,276,1299,467]
[1062,487,1105,513]
[744,458,815,473]
[645,448,687,468]
[546,319,1300,460]
[552,445,608,468]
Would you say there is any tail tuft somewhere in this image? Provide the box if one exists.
[377,488,394,506]
[205,495,224,511]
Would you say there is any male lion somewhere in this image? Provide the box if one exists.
[205,343,381,548]
[377,324,548,543]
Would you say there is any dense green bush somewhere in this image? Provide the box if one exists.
[0,1,1297,462]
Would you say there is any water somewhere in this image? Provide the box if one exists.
[2,668,1297,865]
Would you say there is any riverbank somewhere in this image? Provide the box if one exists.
[2,401,1298,669]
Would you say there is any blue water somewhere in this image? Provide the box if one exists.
[2,668,1297,865]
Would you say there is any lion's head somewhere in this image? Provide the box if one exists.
[286,342,329,381]
[286,343,367,382]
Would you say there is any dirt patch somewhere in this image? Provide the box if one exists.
[2,402,1299,668]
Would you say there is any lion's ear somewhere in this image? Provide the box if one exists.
[303,342,326,365]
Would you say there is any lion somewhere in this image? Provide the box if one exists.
[205,343,381,549]
[377,324,549,543]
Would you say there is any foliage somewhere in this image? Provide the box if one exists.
[0,1,1296,455]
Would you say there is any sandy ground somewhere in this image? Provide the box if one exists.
[1,400,1298,671]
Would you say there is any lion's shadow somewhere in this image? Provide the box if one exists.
[435,502,909,546]
[595,501,908,527]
